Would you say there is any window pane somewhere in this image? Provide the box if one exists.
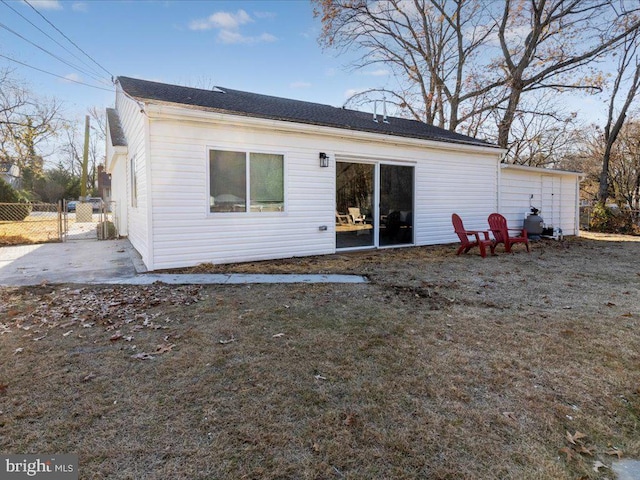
[250,153,284,212]
[210,150,246,212]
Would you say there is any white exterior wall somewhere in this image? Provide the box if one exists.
[114,88,151,267]
[142,104,502,269]
[499,165,581,235]
[106,153,127,235]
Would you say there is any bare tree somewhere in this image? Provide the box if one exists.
[314,0,640,152]
[314,0,500,129]
[602,119,640,208]
[597,32,640,205]
[495,0,640,149]
[0,70,63,185]
[56,108,106,195]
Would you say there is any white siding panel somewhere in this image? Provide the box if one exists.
[415,152,497,245]
[143,115,502,269]
[115,89,150,265]
[500,167,580,236]
[147,119,337,269]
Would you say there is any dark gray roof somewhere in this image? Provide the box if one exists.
[106,107,127,147]
[117,76,497,148]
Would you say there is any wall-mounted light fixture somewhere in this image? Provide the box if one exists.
[319,152,329,168]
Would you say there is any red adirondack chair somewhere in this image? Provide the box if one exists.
[487,213,530,253]
[452,213,496,258]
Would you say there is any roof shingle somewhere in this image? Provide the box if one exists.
[117,76,497,149]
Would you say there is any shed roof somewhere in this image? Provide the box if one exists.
[117,76,498,149]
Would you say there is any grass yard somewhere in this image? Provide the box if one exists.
[1,234,639,479]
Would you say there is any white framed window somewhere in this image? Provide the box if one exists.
[209,149,284,213]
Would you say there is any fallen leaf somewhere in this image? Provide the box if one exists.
[577,444,595,456]
[109,331,123,341]
[559,446,575,461]
[606,448,623,459]
[566,430,587,445]
[154,343,175,355]
[343,413,357,426]
[593,460,607,472]
[131,352,155,360]
[502,411,517,421]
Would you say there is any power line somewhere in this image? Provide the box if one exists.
[23,0,113,80]
[0,21,109,85]
[0,0,108,83]
[0,53,114,92]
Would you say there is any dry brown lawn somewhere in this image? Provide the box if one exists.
[1,234,640,479]
[0,214,67,245]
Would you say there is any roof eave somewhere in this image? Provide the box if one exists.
[501,163,584,177]
[141,100,504,155]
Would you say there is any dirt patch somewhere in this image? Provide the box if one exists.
[1,235,640,479]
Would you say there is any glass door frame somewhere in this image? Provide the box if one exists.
[335,156,416,251]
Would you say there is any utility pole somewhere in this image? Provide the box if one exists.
[80,115,90,200]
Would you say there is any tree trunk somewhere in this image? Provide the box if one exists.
[498,85,522,149]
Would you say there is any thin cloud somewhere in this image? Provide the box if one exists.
[61,73,81,83]
[71,2,88,12]
[290,81,312,89]
[189,10,252,31]
[189,9,276,45]
[344,88,369,99]
[25,0,62,10]
[253,11,276,20]
[363,69,390,77]
[218,31,276,45]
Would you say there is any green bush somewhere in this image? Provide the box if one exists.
[97,221,117,240]
[589,204,638,234]
[0,177,19,202]
[0,178,31,221]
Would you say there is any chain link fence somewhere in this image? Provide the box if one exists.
[580,205,640,231]
[0,202,63,246]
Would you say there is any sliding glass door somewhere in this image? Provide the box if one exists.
[336,161,414,249]
[379,164,414,246]
[335,162,374,249]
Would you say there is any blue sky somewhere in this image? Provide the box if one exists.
[1,0,385,119]
[0,0,617,143]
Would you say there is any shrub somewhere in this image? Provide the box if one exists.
[0,177,19,203]
[97,221,117,240]
[589,204,638,234]
[0,178,31,221]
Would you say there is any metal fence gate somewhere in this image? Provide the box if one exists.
[0,200,118,246]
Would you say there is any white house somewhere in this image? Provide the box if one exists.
[106,76,582,271]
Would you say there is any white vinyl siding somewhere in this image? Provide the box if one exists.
[414,151,498,246]
[143,113,502,269]
[115,88,150,266]
[500,165,581,236]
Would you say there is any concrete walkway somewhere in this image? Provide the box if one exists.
[0,223,367,286]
